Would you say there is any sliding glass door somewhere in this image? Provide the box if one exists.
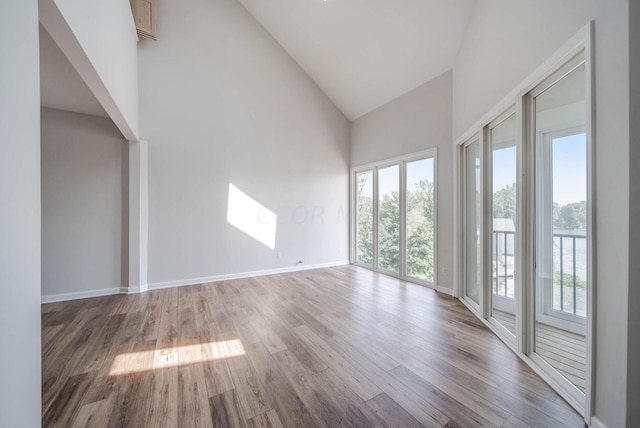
[489,113,518,338]
[458,48,592,414]
[352,151,436,287]
[463,140,481,306]
[533,57,588,396]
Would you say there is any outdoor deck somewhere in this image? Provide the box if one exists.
[492,310,587,392]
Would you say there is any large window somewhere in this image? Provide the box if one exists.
[352,151,436,286]
[532,57,588,395]
[489,112,518,339]
[457,38,592,417]
[378,165,400,273]
[463,139,481,305]
[406,158,435,282]
[355,171,373,265]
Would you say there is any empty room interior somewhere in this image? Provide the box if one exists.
[2,0,640,427]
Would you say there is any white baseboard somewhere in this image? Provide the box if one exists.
[41,287,123,304]
[41,261,349,303]
[590,417,607,428]
[436,286,454,296]
[126,284,148,294]
[42,284,150,303]
[148,260,350,291]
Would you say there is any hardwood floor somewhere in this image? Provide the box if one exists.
[42,266,585,427]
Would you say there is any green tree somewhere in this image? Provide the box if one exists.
[406,180,435,281]
[378,191,400,272]
[553,201,586,230]
[356,174,373,264]
[356,177,435,280]
[493,183,516,220]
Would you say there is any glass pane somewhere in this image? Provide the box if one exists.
[355,171,373,265]
[406,158,435,282]
[378,165,400,273]
[534,62,587,394]
[551,135,587,317]
[464,141,481,304]
[490,114,517,336]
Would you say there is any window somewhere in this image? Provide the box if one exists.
[406,158,435,282]
[489,112,518,339]
[352,150,436,287]
[532,55,588,396]
[355,171,373,266]
[456,32,593,416]
[463,139,481,305]
[378,165,400,273]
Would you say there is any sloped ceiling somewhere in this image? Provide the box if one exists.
[40,26,108,118]
[237,0,476,120]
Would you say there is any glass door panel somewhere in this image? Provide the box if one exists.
[378,165,400,273]
[406,158,435,282]
[490,114,517,336]
[464,140,481,305]
[534,61,587,394]
[355,171,373,265]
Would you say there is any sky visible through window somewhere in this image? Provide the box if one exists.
[492,133,586,206]
[552,133,587,205]
[374,160,434,195]
[368,134,584,208]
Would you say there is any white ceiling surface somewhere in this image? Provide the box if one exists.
[237,0,476,120]
[39,26,108,118]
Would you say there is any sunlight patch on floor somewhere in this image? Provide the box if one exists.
[109,339,245,375]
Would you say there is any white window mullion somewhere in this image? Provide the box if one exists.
[399,162,407,278]
[515,95,528,355]
[372,167,379,271]
[478,128,487,318]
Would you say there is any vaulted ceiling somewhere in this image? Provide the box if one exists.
[237,0,476,120]
[40,1,476,122]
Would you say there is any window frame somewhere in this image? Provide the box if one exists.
[350,148,438,289]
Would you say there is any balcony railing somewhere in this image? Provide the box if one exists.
[553,232,587,317]
[492,230,516,299]
[492,230,587,317]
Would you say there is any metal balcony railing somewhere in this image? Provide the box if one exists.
[553,232,587,317]
[491,230,587,317]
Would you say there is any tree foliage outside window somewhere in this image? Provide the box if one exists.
[493,183,516,220]
[378,190,400,272]
[356,173,373,265]
[355,173,435,282]
[406,179,435,281]
[553,201,587,230]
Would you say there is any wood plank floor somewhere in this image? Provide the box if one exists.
[492,310,587,392]
[42,266,585,427]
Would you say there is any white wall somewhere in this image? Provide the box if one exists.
[138,0,350,286]
[0,0,42,426]
[350,71,454,293]
[452,1,631,426]
[628,1,640,425]
[39,0,139,140]
[41,108,125,300]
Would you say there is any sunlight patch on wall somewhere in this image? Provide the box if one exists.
[227,183,277,249]
[109,339,246,375]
